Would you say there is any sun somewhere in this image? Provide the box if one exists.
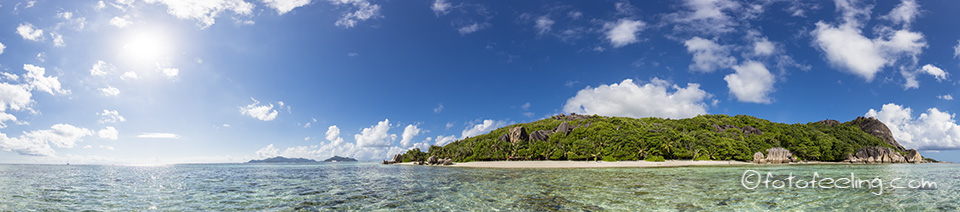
[121,29,172,63]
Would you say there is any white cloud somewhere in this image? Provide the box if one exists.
[920,64,947,81]
[604,18,646,48]
[563,78,712,119]
[902,64,947,89]
[36,52,45,62]
[161,68,179,79]
[262,0,310,14]
[143,0,255,29]
[354,119,396,147]
[724,61,775,104]
[90,60,114,76]
[400,124,421,147]
[95,1,106,10]
[938,95,953,100]
[665,0,741,34]
[457,23,486,35]
[0,83,33,112]
[99,86,120,96]
[17,23,44,41]
[254,142,407,161]
[434,135,456,146]
[461,119,506,139]
[881,0,919,27]
[445,122,455,129]
[0,42,5,55]
[866,103,960,150]
[521,102,531,110]
[109,16,132,28]
[121,71,139,80]
[0,113,19,128]
[434,103,444,113]
[811,0,926,82]
[753,39,775,56]
[51,33,65,47]
[347,52,358,57]
[83,145,92,149]
[239,98,279,121]
[431,0,451,15]
[23,64,69,95]
[98,110,126,124]
[255,144,279,158]
[954,40,960,61]
[325,125,344,146]
[684,37,736,72]
[535,15,554,36]
[331,0,381,28]
[137,133,180,139]
[0,124,93,156]
[98,126,119,140]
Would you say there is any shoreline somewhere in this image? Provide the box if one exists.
[393,160,906,168]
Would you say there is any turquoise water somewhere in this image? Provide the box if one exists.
[0,163,957,211]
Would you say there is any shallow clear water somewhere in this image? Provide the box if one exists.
[0,163,957,211]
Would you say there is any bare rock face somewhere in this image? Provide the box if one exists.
[508,126,529,144]
[753,152,765,164]
[906,149,923,163]
[848,147,906,163]
[530,130,553,142]
[765,147,793,164]
[815,119,841,127]
[392,154,402,163]
[554,122,572,135]
[427,155,439,165]
[742,126,763,135]
[498,133,509,142]
[850,117,905,151]
[442,158,453,165]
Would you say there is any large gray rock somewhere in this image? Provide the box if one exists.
[508,126,528,144]
[850,147,906,163]
[554,122,572,135]
[905,149,923,163]
[391,154,402,163]
[442,158,453,165]
[530,130,552,142]
[850,117,905,151]
[765,147,793,164]
[753,152,765,164]
[427,155,439,165]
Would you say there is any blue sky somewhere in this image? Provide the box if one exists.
[0,0,958,164]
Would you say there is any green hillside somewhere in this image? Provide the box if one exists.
[399,114,903,163]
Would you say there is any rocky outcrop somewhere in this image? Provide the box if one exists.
[382,154,403,164]
[712,124,763,135]
[844,147,907,163]
[906,149,923,163]
[530,130,552,142]
[850,117,905,151]
[764,147,794,163]
[554,122,571,135]
[753,152,765,164]
[507,126,529,144]
[815,119,841,127]
[427,156,439,165]
[442,158,453,165]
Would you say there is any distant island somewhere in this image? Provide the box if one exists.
[248,156,358,164]
[390,113,932,165]
[321,156,358,162]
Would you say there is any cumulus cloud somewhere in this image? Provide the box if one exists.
[400,124,421,147]
[604,18,646,48]
[866,103,960,150]
[902,64,947,89]
[331,0,381,28]
[563,78,712,119]
[434,135,457,146]
[240,98,279,121]
[161,68,179,79]
[325,125,344,146]
[98,126,119,140]
[724,61,775,104]
[938,95,953,100]
[0,42,5,55]
[90,60,113,76]
[109,16,132,28]
[262,0,310,14]
[51,33,65,47]
[431,0,451,15]
[98,110,126,124]
[753,38,775,56]
[0,124,93,156]
[23,64,69,95]
[457,23,487,35]
[0,83,33,112]
[99,86,120,96]
[920,64,948,81]
[461,119,506,139]
[17,23,44,41]
[144,0,254,29]
[684,37,736,73]
[665,0,741,34]
[121,71,139,80]
[354,119,397,147]
[137,133,180,139]
[811,0,926,82]
[881,0,919,27]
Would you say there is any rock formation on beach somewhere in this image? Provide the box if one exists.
[850,116,905,151]
[752,147,797,164]
[842,146,918,163]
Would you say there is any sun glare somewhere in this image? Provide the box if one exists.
[121,30,171,63]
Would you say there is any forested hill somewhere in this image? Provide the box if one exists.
[399,114,907,163]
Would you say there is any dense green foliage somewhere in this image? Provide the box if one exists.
[401,114,901,162]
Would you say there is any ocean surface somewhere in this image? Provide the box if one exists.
[0,162,957,211]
